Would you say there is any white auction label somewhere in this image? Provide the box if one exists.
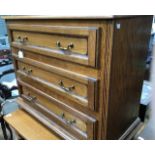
[18,50,24,58]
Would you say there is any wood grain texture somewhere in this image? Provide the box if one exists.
[2,15,142,20]
[5,16,153,140]
[17,61,88,98]
[20,85,96,139]
[4,109,60,140]
[11,47,99,78]
[12,30,88,54]
[17,79,97,139]
[22,87,88,138]
[16,98,77,140]
[100,21,115,139]
[9,24,99,67]
[107,16,153,139]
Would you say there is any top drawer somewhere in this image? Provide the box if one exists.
[9,24,100,68]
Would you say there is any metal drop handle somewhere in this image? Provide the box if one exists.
[29,96,37,102]
[66,120,76,125]
[26,92,37,102]
[59,112,76,125]
[58,80,75,92]
[17,36,28,44]
[56,41,74,51]
[27,69,32,75]
[22,67,32,75]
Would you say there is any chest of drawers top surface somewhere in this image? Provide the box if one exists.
[2,15,138,19]
[5,16,153,139]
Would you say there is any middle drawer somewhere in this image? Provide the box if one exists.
[16,60,98,111]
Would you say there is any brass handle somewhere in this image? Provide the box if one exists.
[17,36,28,44]
[59,112,76,125]
[17,36,21,42]
[56,41,74,51]
[22,67,32,75]
[22,67,26,71]
[26,93,36,102]
[58,80,75,92]
[27,69,33,75]
[66,119,76,125]
[29,96,36,102]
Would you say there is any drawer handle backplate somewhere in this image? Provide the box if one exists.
[25,93,77,126]
[56,41,74,51]
[17,36,28,44]
[58,80,75,92]
[22,67,33,75]
[59,112,76,126]
[27,69,33,75]
[66,120,76,125]
[26,93,37,102]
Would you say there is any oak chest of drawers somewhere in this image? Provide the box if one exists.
[4,16,153,139]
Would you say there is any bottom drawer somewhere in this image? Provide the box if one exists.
[19,81,97,139]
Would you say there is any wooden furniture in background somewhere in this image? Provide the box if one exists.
[4,109,60,140]
[3,15,153,139]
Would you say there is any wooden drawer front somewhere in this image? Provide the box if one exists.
[13,31,87,55]
[20,83,97,139]
[18,61,87,98]
[15,58,98,111]
[9,24,99,67]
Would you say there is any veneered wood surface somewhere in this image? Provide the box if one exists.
[12,30,88,54]
[107,16,153,139]
[5,16,153,140]
[22,86,87,134]
[17,98,78,140]
[2,15,141,20]
[17,61,88,98]
[10,24,99,67]
[4,109,60,140]
[19,79,97,139]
